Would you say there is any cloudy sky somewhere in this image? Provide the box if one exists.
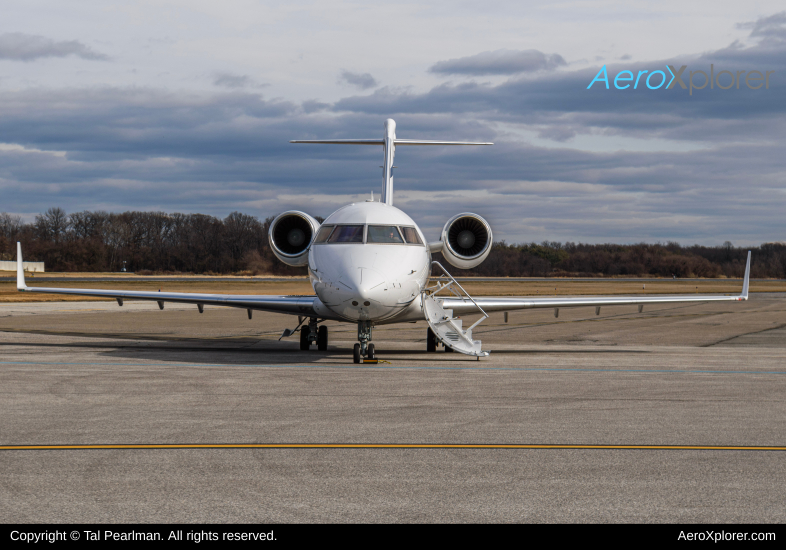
[1,1,784,245]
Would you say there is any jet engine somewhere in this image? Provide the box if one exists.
[268,211,320,266]
[439,213,493,269]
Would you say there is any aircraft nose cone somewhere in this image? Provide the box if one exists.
[340,268,387,304]
[357,268,386,300]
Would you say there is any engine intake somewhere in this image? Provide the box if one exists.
[440,213,492,269]
[268,211,320,266]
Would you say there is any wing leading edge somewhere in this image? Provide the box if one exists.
[15,242,320,317]
[442,251,751,316]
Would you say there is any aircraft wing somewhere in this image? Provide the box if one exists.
[14,243,319,317]
[441,252,751,316]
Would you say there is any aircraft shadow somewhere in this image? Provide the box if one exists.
[3,331,648,366]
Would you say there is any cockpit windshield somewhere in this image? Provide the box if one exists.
[399,227,422,245]
[327,225,364,243]
[367,225,404,244]
[312,224,423,245]
[313,225,334,243]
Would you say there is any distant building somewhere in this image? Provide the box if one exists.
[0,261,45,272]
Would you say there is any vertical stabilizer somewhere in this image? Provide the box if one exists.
[382,119,396,205]
[16,242,27,290]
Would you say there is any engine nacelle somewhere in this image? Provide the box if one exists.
[439,213,492,269]
[268,211,321,267]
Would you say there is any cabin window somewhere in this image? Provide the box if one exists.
[313,225,334,243]
[399,226,423,245]
[327,225,364,243]
[367,225,404,244]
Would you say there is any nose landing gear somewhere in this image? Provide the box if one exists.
[353,320,375,363]
[294,318,375,363]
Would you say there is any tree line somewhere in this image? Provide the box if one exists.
[1,208,784,278]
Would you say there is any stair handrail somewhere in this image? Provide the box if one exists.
[427,261,489,331]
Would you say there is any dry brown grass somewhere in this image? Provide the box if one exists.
[2,274,783,303]
[0,280,314,303]
[451,279,786,297]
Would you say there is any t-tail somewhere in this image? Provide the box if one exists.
[290,118,492,206]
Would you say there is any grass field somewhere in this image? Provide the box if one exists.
[2,274,783,302]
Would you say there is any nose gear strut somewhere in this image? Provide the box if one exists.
[354,320,375,363]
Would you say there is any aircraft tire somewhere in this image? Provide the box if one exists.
[317,325,328,350]
[427,328,436,352]
[300,326,310,350]
[367,343,375,359]
[444,344,454,353]
[353,343,361,364]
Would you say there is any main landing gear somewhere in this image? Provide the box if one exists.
[295,318,376,363]
[353,320,375,364]
[299,317,329,351]
[426,327,453,353]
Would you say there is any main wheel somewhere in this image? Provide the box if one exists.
[444,343,454,353]
[353,343,361,364]
[317,325,328,351]
[426,328,436,352]
[367,343,375,360]
[300,325,310,350]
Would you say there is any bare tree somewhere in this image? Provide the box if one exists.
[224,211,263,265]
[69,211,107,240]
[0,212,23,239]
[35,207,69,243]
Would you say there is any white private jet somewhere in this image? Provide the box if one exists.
[15,119,751,363]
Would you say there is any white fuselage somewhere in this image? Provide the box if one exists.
[307,201,431,323]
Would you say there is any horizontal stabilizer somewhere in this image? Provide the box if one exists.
[394,139,493,146]
[291,118,493,206]
[289,139,493,146]
[290,139,383,145]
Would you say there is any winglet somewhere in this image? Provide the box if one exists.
[16,242,27,290]
[741,251,751,300]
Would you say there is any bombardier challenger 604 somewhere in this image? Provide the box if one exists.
[15,119,751,363]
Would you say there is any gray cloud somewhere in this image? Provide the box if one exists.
[1,13,785,245]
[737,10,786,45]
[337,18,786,147]
[429,49,567,76]
[338,70,378,90]
[0,33,108,61]
[213,73,254,88]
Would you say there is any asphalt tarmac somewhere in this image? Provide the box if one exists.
[1,294,785,522]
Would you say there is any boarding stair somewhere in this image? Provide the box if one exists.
[421,262,489,357]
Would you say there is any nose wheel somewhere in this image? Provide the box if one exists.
[353,321,375,363]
